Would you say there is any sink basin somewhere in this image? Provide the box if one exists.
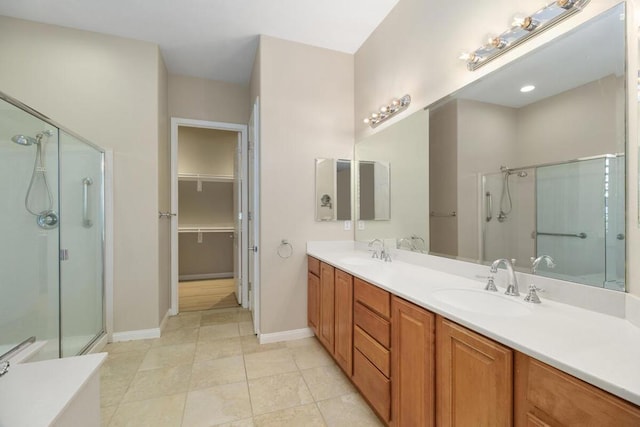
[338,256,380,267]
[431,288,532,317]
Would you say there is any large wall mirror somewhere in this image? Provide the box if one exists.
[355,108,429,249]
[356,3,627,291]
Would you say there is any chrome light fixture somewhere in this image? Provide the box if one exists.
[460,0,591,71]
[363,94,411,128]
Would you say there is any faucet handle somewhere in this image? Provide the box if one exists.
[484,275,498,292]
[369,249,379,259]
[524,284,543,304]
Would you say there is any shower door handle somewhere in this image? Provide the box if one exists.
[82,177,93,228]
[485,192,493,222]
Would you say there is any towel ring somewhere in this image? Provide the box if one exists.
[277,239,293,259]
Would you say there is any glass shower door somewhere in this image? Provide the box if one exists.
[59,130,104,356]
[536,159,606,286]
[0,98,60,361]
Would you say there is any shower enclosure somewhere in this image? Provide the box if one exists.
[0,92,105,360]
[481,155,625,290]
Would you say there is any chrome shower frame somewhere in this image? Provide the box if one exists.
[0,90,107,357]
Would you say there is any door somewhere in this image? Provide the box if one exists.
[233,132,242,304]
[248,99,260,333]
[170,118,248,315]
[59,130,105,356]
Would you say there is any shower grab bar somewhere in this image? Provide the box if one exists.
[82,177,93,228]
[535,231,587,239]
[430,211,456,217]
[0,336,36,363]
[485,192,492,222]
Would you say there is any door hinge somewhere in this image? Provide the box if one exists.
[248,211,253,220]
[60,249,69,261]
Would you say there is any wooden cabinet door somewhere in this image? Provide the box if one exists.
[391,296,435,427]
[307,271,320,336]
[436,316,513,427]
[318,262,335,352]
[515,352,640,427]
[334,269,353,375]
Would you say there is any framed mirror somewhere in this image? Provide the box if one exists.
[315,158,352,221]
[356,3,627,290]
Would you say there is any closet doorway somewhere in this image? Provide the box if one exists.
[170,118,248,314]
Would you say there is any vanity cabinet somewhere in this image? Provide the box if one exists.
[514,352,640,426]
[319,262,335,352]
[436,316,513,427]
[334,269,353,375]
[307,256,353,374]
[307,257,320,336]
[352,278,391,423]
[391,296,435,427]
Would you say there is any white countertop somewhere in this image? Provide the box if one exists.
[307,241,640,406]
[0,353,107,427]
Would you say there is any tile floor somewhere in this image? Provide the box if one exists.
[100,307,384,426]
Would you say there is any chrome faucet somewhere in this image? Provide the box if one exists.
[531,255,556,274]
[491,258,519,296]
[524,255,555,304]
[397,238,415,251]
[368,238,384,259]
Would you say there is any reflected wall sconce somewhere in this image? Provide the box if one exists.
[460,0,591,71]
[363,94,411,128]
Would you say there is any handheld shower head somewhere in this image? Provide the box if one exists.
[11,135,38,146]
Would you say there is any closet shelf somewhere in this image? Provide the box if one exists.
[178,173,234,183]
[178,225,234,233]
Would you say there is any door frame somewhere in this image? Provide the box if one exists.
[248,98,261,335]
[169,117,249,315]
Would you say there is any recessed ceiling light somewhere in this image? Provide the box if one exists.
[520,85,536,93]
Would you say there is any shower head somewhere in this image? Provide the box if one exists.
[11,135,38,146]
[516,171,528,177]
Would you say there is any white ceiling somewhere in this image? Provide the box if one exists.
[0,0,399,84]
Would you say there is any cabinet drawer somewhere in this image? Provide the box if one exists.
[354,325,390,377]
[515,352,640,426]
[308,256,320,276]
[353,349,390,423]
[354,301,390,349]
[354,278,390,319]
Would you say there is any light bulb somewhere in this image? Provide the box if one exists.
[380,106,389,113]
[520,84,535,93]
[371,113,378,119]
[363,118,370,124]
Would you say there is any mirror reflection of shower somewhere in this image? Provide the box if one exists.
[11,130,58,229]
[497,166,528,223]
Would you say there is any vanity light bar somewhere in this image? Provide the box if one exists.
[363,94,411,128]
[460,0,591,71]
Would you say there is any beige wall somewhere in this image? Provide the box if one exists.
[429,100,458,256]
[355,0,640,296]
[516,75,623,166]
[0,16,167,332]
[168,74,250,124]
[256,35,354,334]
[177,127,236,176]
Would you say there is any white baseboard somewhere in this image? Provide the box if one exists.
[111,309,172,343]
[159,309,171,334]
[111,327,161,342]
[179,272,233,281]
[258,327,314,345]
